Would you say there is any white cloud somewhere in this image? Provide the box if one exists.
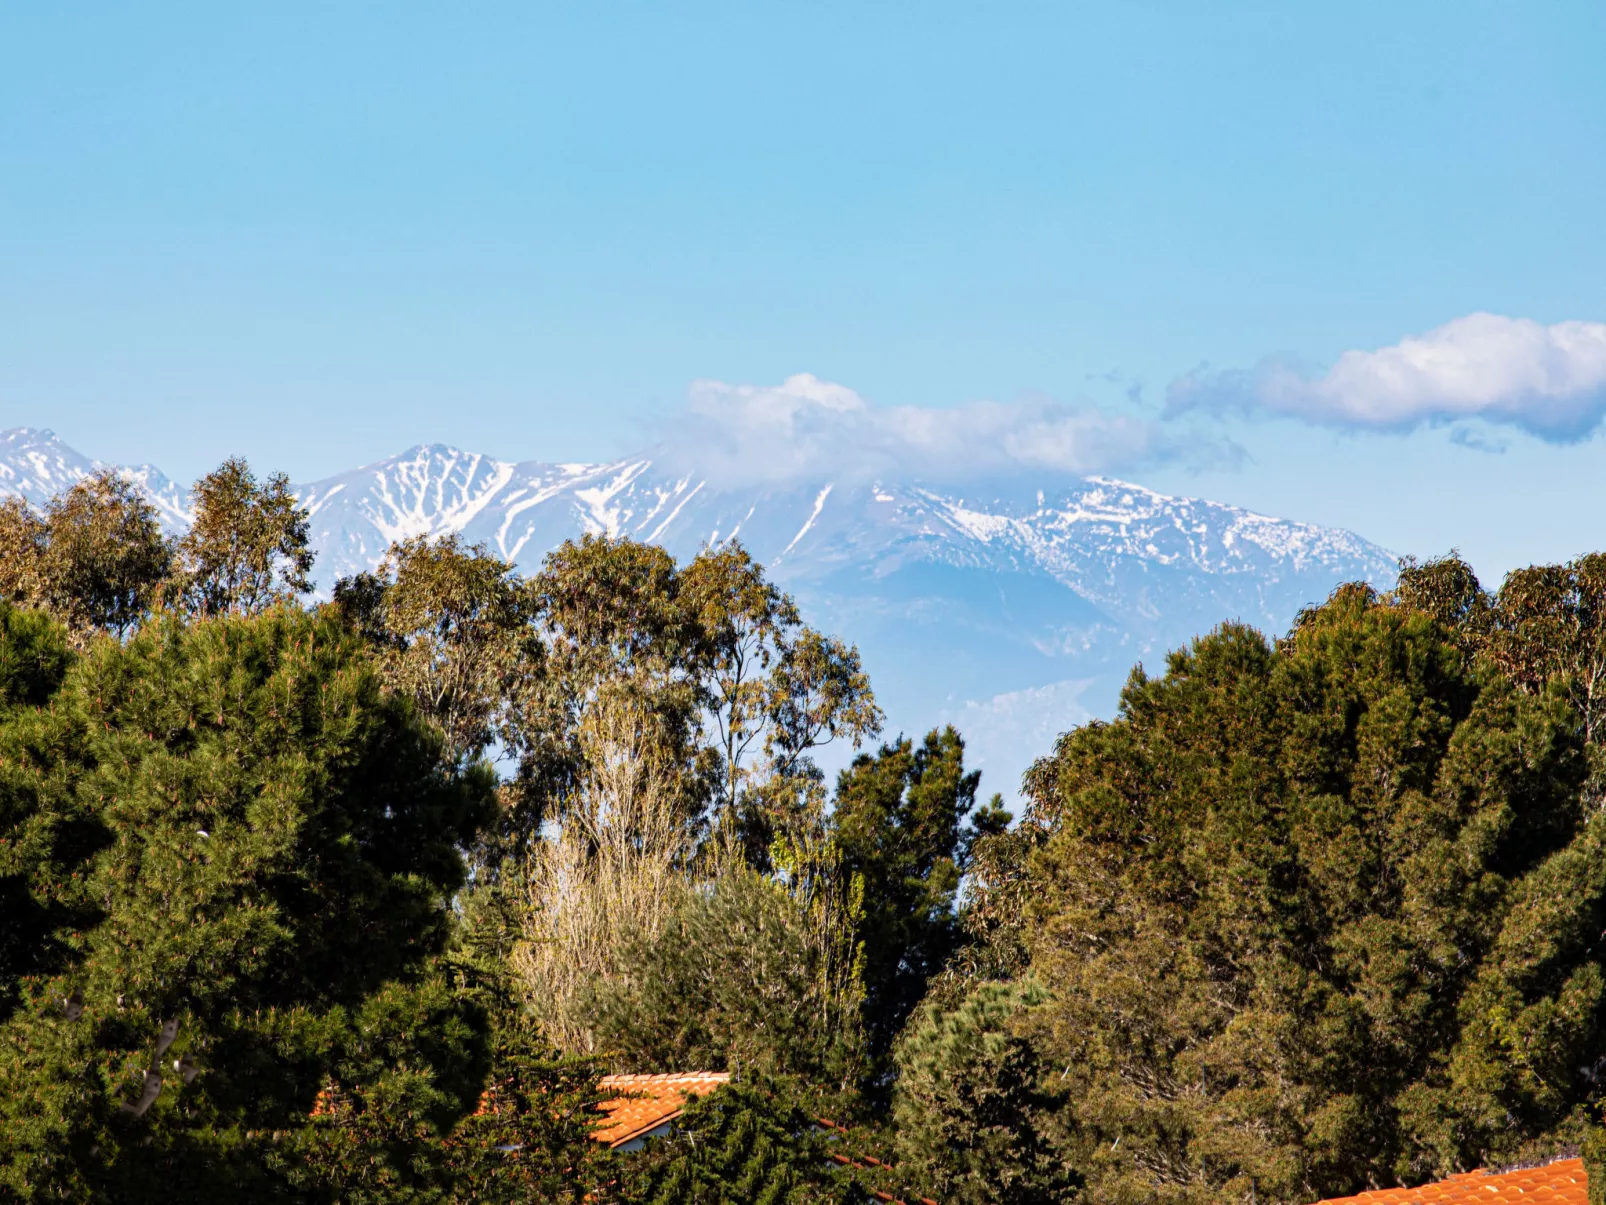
[1168,313,1606,441]
[662,372,1230,485]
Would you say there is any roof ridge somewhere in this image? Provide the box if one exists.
[598,1070,730,1084]
[1485,1148,1581,1176]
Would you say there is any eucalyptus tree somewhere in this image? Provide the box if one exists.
[0,470,170,642]
[173,457,313,618]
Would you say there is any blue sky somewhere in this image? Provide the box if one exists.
[2,2,1603,582]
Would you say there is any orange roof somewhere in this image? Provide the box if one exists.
[591,1072,731,1148]
[1314,1157,1587,1205]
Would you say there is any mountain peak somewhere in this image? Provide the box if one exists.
[0,426,102,505]
[391,440,510,465]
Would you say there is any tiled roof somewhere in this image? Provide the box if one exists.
[592,1071,731,1148]
[1314,1157,1587,1205]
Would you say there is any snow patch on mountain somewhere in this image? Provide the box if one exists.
[0,428,193,530]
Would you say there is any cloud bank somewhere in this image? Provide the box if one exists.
[1167,313,1606,441]
[661,373,1231,486]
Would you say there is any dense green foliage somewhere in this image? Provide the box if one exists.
[430,1021,613,1204]
[832,726,1007,1064]
[619,1076,841,1205]
[1008,578,1606,1203]
[586,864,865,1086]
[0,471,171,642]
[893,979,1071,1205]
[0,604,79,1023]
[13,460,1606,1205]
[0,605,495,1200]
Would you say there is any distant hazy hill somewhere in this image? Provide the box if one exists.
[0,427,1398,796]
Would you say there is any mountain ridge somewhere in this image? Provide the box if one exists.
[0,427,1398,795]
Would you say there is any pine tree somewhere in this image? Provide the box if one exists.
[619,1075,844,1205]
[0,604,496,1200]
[892,979,1072,1205]
[830,727,988,1065]
[436,882,616,1204]
[1018,584,1599,1203]
[1583,1122,1606,1205]
[0,603,80,1025]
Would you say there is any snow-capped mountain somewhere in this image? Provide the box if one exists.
[0,429,1398,796]
[0,427,192,530]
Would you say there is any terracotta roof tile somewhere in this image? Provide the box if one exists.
[1313,1157,1587,1205]
[591,1071,731,1148]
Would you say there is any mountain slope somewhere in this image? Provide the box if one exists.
[0,429,1398,795]
[0,427,195,531]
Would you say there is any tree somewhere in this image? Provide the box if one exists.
[1584,1122,1606,1205]
[676,543,800,824]
[1397,552,1606,800]
[0,497,47,607]
[1017,584,1599,1203]
[434,1028,613,1204]
[830,727,991,1063]
[174,458,313,617]
[585,862,865,1087]
[0,471,171,642]
[513,680,706,1057]
[1484,555,1606,755]
[893,979,1072,1205]
[334,535,539,770]
[678,545,880,822]
[514,536,881,846]
[435,882,616,1204]
[532,535,697,696]
[1392,551,1492,648]
[619,1075,846,1205]
[0,604,81,1026]
[931,810,1036,995]
[491,538,881,1098]
[526,537,879,831]
[0,605,497,1200]
[335,534,553,866]
[525,535,712,837]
